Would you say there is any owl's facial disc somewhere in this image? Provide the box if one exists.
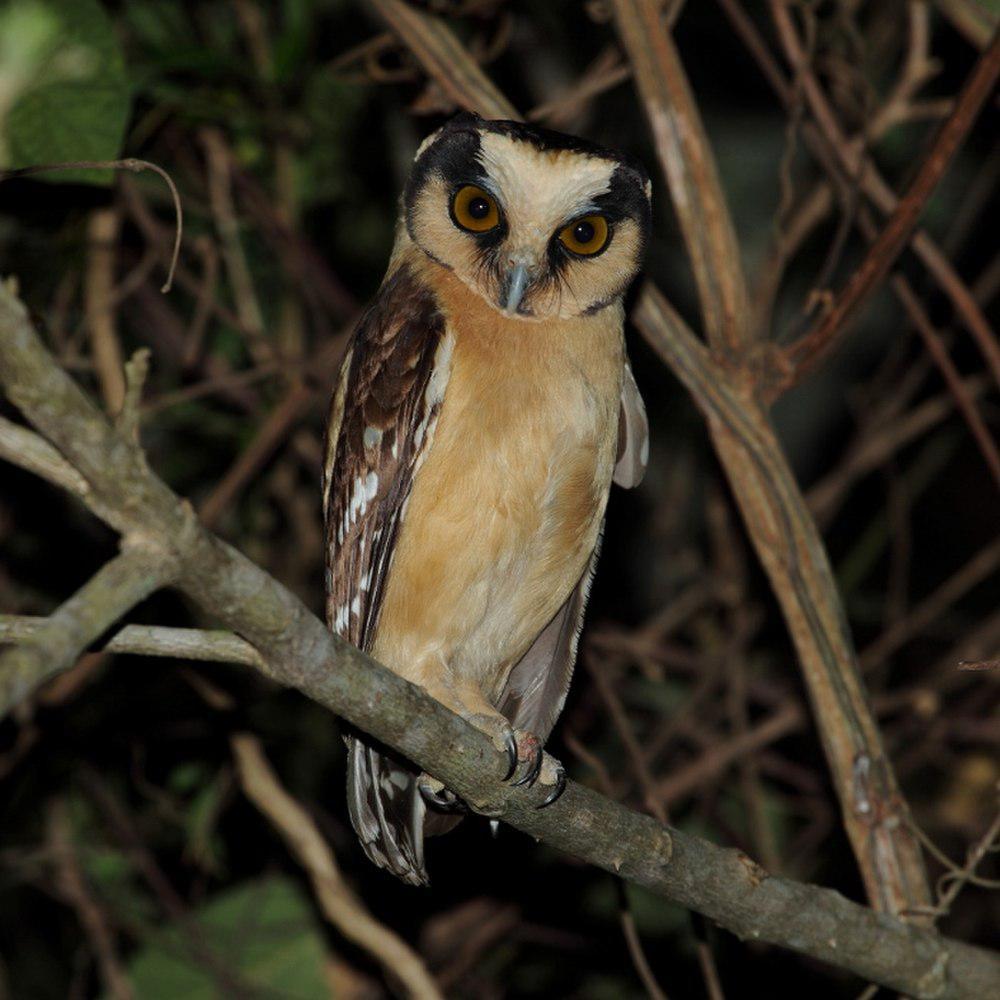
[404,114,651,320]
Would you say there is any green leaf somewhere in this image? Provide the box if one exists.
[2,0,132,184]
[121,877,330,999]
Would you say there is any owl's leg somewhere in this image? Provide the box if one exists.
[415,673,566,806]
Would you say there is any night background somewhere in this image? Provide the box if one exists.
[0,1,998,997]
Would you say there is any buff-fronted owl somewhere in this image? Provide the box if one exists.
[323,113,651,885]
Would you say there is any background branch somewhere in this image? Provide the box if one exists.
[231,734,443,999]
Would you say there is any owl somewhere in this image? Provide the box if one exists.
[323,112,650,885]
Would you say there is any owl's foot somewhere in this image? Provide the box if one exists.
[417,773,466,813]
[536,758,567,808]
[502,729,567,808]
[467,715,567,808]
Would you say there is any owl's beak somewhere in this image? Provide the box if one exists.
[502,262,531,314]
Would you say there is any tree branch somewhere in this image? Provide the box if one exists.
[611,0,750,356]
[635,284,933,917]
[231,734,443,999]
[0,617,266,669]
[0,546,178,711]
[0,414,90,497]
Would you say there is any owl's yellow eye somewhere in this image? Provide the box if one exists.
[558,215,609,256]
[451,185,500,233]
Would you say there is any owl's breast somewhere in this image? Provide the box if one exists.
[371,265,624,686]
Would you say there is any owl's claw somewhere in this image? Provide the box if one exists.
[505,730,544,788]
[418,774,466,813]
[502,730,519,781]
[511,739,544,787]
[536,761,566,808]
[495,726,559,801]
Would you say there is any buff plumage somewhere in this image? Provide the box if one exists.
[323,113,650,885]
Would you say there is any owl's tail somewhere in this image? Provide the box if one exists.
[347,737,463,886]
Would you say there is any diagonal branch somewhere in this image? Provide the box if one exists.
[611,0,751,356]
[2,280,998,999]
[232,734,443,999]
[635,284,933,918]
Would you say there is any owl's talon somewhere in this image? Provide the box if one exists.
[511,735,544,788]
[536,762,566,808]
[502,730,518,781]
[418,774,466,813]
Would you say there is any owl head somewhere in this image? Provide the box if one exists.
[402,113,652,320]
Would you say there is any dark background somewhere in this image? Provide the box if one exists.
[1,1,998,996]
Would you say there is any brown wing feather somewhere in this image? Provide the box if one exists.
[498,541,600,741]
[323,262,448,651]
[323,262,450,886]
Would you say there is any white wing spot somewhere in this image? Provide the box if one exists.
[363,426,381,449]
[414,333,454,449]
[348,476,366,523]
[333,603,349,633]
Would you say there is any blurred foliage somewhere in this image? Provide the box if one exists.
[122,877,331,999]
[1,1,999,998]
[0,0,131,183]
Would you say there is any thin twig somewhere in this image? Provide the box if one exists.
[617,881,670,1000]
[860,537,1000,671]
[781,22,1000,385]
[47,799,134,1000]
[232,734,443,999]
[0,159,182,292]
[84,207,126,414]
[0,617,267,669]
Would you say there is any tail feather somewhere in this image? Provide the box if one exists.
[346,737,429,886]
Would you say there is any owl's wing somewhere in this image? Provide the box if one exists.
[323,263,452,886]
[323,262,450,652]
[499,545,599,741]
[613,357,648,489]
